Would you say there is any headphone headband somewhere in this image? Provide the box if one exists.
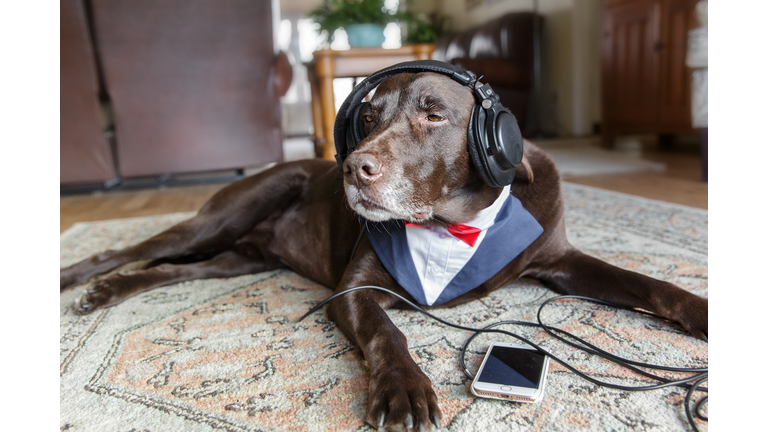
[333,60,523,187]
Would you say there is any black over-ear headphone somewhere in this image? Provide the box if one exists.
[333,60,524,188]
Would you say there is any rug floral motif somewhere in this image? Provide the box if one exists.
[60,183,708,432]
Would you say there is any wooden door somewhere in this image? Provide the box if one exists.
[602,0,660,130]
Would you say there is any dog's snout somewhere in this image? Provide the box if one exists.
[344,153,383,186]
[360,155,382,178]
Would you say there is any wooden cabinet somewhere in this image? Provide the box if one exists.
[601,0,699,147]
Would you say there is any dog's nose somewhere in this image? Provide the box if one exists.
[344,153,383,186]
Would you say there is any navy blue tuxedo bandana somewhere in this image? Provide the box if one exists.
[366,193,544,306]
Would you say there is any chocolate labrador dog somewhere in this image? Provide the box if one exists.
[60,66,708,432]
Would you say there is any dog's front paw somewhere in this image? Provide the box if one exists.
[673,295,708,340]
[367,365,442,431]
[61,250,119,292]
[74,275,130,315]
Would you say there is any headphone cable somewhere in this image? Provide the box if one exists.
[297,285,708,431]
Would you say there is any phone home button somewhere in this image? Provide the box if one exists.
[500,386,512,391]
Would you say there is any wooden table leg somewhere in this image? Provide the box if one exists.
[306,64,325,158]
[414,43,434,60]
[316,54,337,161]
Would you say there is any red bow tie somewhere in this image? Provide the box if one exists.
[405,222,482,247]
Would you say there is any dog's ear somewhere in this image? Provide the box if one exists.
[514,154,534,183]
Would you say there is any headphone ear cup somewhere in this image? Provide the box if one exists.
[353,102,369,143]
[485,108,523,186]
[494,109,524,168]
[469,100,525,188]
[344,101,368,159]
[334,94,357,169]
[466,104,496,187]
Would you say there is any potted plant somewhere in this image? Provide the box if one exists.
[400,11,448,45]
[308,0,398,48]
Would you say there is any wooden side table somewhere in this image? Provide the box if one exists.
[306,44,435,160]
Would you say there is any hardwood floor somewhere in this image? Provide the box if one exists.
[60,142,706,233]
[563,147,707,209]
[60,184,228,233]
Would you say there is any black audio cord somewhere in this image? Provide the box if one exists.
[297,286,708,432]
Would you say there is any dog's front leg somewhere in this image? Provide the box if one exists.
[529,248,708,339]
[326,246,442,432]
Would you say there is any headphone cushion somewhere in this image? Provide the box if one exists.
[466,104,496,187]
[351,102,368,144]
[333,96,355,161]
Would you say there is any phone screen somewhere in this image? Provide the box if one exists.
[477,346,546,388]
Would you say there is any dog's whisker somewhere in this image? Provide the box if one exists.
[381,223,392,238]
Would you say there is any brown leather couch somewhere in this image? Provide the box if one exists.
[61,0,292,187]
[432,12,537,135]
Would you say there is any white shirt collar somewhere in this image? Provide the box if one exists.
[465,184,511,230]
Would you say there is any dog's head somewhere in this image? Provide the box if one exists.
[342,72,510,226]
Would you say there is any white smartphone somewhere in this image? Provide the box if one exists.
[470,341,550,403]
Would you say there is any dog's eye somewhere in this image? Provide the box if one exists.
[426,114,443,122]
[363,115,373,123]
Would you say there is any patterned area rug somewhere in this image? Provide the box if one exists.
[60,183,708,432]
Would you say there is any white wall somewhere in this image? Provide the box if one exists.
[280,0,323,14]
[440,0,532,30]
[573,0,602,137]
